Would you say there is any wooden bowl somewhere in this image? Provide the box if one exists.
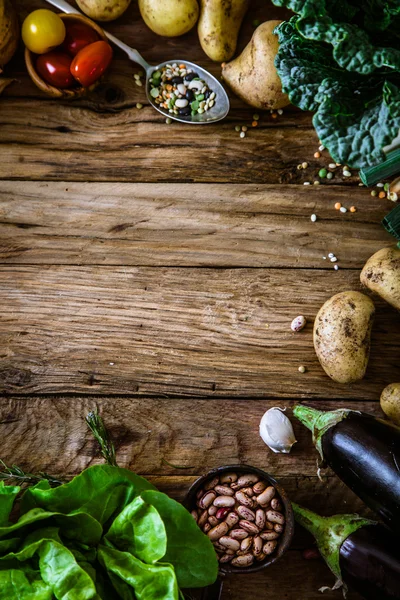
[185,464,294,582]
[24,13,108,99]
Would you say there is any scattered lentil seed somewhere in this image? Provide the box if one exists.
[371,190,377,197]
[358,182,364,186]
[165,117,172,124]
[314,151,321,158]
[328,253,334,258]
[253,114,260,121]
[298,366,306,374]
[134,73,140,80]
[313,181,320,185]
[340,206,347,213]
[318,144,325,151]
[376,182,384,188]
[326,172,333,180]
[252,121,258,127]
[330,256,338,262]
[278,109,283,115]
[235,125,241,132]
[136,102,143,109]
[242,126,248,132]
[302,162,308,169]
[328,163,336,169]
[379,191,386,199]
[343,169,351,177]
[311,214,317,222]
[135,79,143,86]
[350,206,357,213]
[334,265,339,271]
[334,202,341,210]
[271,112,278,119]
[303,181,311,185]
[319,168,327,178]
[240,131,246,138]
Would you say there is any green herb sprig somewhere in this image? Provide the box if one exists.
[0,459,63,487]
[86,411,118,467]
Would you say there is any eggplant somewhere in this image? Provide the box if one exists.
[293,503,400,600]
[293,405,400,532]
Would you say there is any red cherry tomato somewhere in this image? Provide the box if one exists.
[36,51,75,89]
[63,22,99,56]
[70,41,113,88]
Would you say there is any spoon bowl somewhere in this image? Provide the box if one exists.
[45,0,230,124]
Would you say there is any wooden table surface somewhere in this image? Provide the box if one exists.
[1,1,400,598]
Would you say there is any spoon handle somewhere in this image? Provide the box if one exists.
[44,0,151,72]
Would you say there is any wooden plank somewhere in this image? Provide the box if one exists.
[0,266,398,397]
[0,182,392,267]
[0,396,383,480]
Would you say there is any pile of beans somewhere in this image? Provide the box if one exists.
[191,472,285,568]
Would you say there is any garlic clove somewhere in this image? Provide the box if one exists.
[259,407,297,454]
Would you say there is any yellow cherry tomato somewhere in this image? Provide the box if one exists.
[22,9,66,55]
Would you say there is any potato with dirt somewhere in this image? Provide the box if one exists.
[198,0,249,62]
[221,20,290,110]
[360,246,400,311]
[313,291,375,384]
[0,0,19,68]
[139,0,199,36]
[76,0,131,21]
[380,383,400,425]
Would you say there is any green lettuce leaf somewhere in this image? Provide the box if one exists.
[141,490,218,589]
[0,567,53,600]
[0,482,20,526]
[106,496,167,564]
[21,465,156,525]
[98,545,179,600]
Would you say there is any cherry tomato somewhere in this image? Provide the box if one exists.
[63,22,99,56]
[70,41,113,88]
[36,52,75,89]
[22,9,66,55]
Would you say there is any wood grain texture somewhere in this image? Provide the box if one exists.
[0,266,398,397]
[0,182,392,267]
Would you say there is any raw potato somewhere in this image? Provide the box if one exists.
[380,383,400,425]
[360,246,400,311]
[222,20,290,110]
[139,0,199,36]
[76,0,131,21]
[198,0,249,62]
[0,0,19,68]
[314,291,375,384]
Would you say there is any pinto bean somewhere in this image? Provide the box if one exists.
[219,554,233,563]
[253,536,263,556]
[220,472,238,484]
[237,474,259,487]
[237,505,256,521]
[214,485,235,496]
[198,510,209,528]
[230,529,249,540]
[203,522,211,533]
[213,495,235,508]
[235,491,253,507]
[231,554,254,567]
[242,487,255,497]
[208,516,219,527]
[240,536,253,552]
[255,509,266,530]
[208,505,218,516]
[256,486,275,507]
[219,536,240,552]
[266,510,285,525]
[208,522,229,541]
[263,540,278,555]
[255,552,267,562]
[274,523,284,533]
[271,498,283,511]
[239,520,259,535]
[260,531,280,541]
[225,512,239,528]
[253,481,267,495]
[198,490,217,509]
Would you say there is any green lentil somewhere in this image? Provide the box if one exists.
[165,117,172,124]
[319,168,327,178]
[253,114,260,121]
[371,190,377,196]
[136,103,143,109]
[235,125,241,132]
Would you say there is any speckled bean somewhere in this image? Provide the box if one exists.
[239,520,259,535]
[274,523,284,533]
[242,487,255,497]
[198,510,209,528]
[213,495,235,508]
[219,536,240,552]
[237,505,256,521]
[191,510,198,521]
[255,552,267,562]
[253,481,267,495]
[237,474,259,487]
[271,498,283,511]
[255,509,266,530]
[260,531,280,541]
[240,537,253,552]
[203,522,211,533]
[208,516,219,527]
[235,491,253,507]
[208,505,218,516]
[230,529,249,540]
[253,536,263,556]
[231,554,254,567]
[266,510,285,525]
[256,486,275,507]
[214,485,235,496]
[219,554,233,563]
[208,522,229,541]
[263,540,278,555]
[198,491,217,509]
[225,512,240,528]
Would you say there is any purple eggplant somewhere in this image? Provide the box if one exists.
[293,405,400,532]
[293,503,400,600]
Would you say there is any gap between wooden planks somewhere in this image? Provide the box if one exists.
[0,182,393,267]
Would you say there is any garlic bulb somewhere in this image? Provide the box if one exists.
[259,407,297,453]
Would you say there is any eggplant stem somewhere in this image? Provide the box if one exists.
[293,405,353,460]
[292,503,375,582]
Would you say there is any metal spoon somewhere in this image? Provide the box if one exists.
[45,0,230,124]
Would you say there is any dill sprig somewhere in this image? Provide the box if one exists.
[86,411,118,467]
[0,460,63,487]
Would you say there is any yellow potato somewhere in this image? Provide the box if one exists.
[76,0,131,22]
[198,0,249,62]
[139,0,199,37]
[221,21,290,110]
[314,291,375,384]
[360,246,400,311]
[0,0,19,68]
[380,383,400,425]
